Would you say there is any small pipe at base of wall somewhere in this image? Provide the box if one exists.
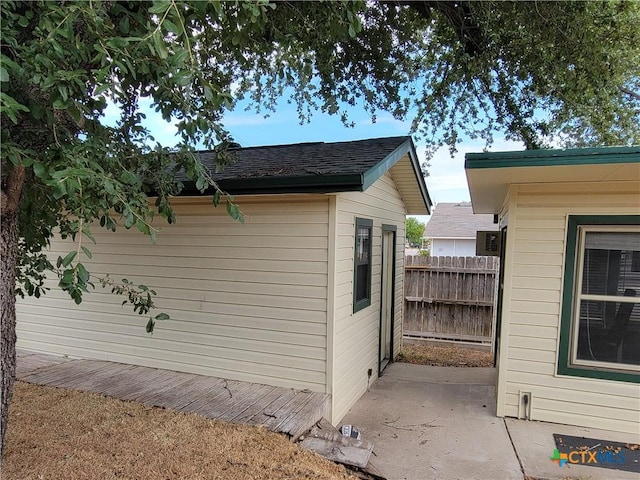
[519,391,532,420]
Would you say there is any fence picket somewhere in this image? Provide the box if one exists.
[403,255,499,343]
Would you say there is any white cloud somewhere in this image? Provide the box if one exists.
[415,138,524,205]
[358,112,411,132]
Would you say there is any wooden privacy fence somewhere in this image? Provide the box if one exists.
[404,256,499,343]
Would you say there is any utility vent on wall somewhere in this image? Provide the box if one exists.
[476,231,501,256]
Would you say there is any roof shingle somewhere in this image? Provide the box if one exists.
[197,136,410,180]
[424,202,495,239]
[173,135,431,214]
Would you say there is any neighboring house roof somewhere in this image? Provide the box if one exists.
[465,146,640,213]
[423,202,495,239]
[182,136,432,214]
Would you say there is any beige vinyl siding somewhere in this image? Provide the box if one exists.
[498,181,640,434]
[16,195,330,392]
[331,172,406,423]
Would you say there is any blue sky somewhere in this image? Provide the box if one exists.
[108,97,523,222]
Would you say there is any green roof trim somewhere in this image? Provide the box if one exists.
[361,138,433,210]
[362,140,412,191]
[465,146,640,170]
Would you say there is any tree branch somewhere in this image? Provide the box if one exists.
[620,86,640,101]
[384,1,483,56]
[1,165,26,217]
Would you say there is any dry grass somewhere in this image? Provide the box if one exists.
[397,342,493,367]
[4,382,356,480]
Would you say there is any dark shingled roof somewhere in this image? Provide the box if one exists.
[181,136,426,197]
[200,136,409,179]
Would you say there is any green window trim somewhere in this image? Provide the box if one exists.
[353,218,373,313]
[557,215,640,383]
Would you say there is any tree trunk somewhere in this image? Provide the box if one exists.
[0,210,18,461]
[1,164,25,461]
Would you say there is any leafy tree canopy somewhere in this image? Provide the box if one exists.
[406,217,426,247]
[2,0,638,308]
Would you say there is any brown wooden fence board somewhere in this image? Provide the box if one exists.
[404,256,499,342]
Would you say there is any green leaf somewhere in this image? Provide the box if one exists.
[52,179,67,199]
[94,84,111,95]
[212,190,221,207]
[163,19,182,36]
[195,176,207,192]
[172,47,188,65]
[136,219,150,235]
[32,162,46,178]
[124,217,134,229]
[0,67,8,82]
[76,263,90,285]
[120,170,138,185]
[81,246,93,259]
[61,251,77,267]
[148,1,171,14]
[145,318,155,333]
[0,92,30,123]
[155,312,170,321]
[72,290,83,305]
[59,269,75,288]
[103,179,116,195]
[119,16,130,34]
[203,85,213,101]
[152,31,168,59]
[83,228,96,244]
[226,202,244,223]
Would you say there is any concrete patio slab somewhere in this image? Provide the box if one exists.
[340,363,639,480]
[506,417,640,480]
[341,363,523,480]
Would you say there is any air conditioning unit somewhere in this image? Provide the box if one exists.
[476,231,501,256]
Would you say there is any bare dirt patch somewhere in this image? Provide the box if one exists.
[398,342,493,367]
[4,382,356,480]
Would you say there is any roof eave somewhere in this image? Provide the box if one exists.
[362,138,432,215]
[465,146,640,169]
[407,140,433,215]
[465,147,640,214]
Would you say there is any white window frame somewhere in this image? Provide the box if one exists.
[570,225,640,373]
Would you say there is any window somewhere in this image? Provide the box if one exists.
[558,215,640,383]
[353,218,373,312]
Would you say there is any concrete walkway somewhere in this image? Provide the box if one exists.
[341,363,639,480]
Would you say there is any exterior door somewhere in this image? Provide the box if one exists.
[380,226,396,374]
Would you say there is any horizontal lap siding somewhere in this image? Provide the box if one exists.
[332,173,406,422]
[503,181,640,434]
[16,196,330,391]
